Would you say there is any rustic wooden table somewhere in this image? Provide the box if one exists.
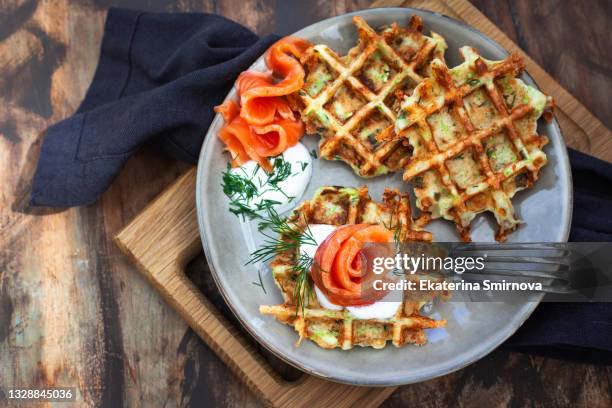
[1,0,610,407]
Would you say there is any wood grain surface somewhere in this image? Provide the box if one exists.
[0,0,610,407]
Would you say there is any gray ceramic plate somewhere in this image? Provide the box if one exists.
[196,8,572,386]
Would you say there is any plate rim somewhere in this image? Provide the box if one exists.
[196,7,573,386]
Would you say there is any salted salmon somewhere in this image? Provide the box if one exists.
[240,37,311,125]
[214,99,240,123]
[264,37,312,94]
[215,100,250,167]
[236,71,295,126]
[312,224,394,306]
[216,111,303,171]
[215,36,310,170]
[334,225,394,282]
[217,116,273,171]
[251,118,303,158]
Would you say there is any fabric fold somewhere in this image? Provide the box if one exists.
[31,8,278,206]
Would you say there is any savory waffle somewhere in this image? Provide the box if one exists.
[259,186,446,349]
[292,15,447,177]
[392,47,552,241]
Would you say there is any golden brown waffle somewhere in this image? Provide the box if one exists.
[392,47,552,241]
[259,186,446,349]
[292,15,447,177]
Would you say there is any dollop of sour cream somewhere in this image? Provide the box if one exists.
[300,224,337,260]
[346,293,402,320]
[231,142,312,215]
[300,224,402,319]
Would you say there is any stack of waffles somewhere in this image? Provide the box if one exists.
[292,15,552,242]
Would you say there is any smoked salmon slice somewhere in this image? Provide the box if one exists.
[217,116,272,171]
[334,225,394,281]
[214,99,240,123]
[251,119,303,158]
[265,37,312,94]
[240,37,311,126]
[236,71,295,126]
[215,100,252,167]
[312,224,394,306]
[216,114,303,171]
[215,36,310,170]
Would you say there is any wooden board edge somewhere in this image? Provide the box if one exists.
[113,170,396,408]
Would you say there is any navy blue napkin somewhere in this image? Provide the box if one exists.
[505,149,612,363]
[30,8,611,361]
[30,8,278,206]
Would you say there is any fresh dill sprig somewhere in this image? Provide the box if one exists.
[222,164,260,220]
[383,212,404,250]
[292,252,314,317]
[221,155,295,220]
[383,213,405,276]
[247,210,317,316]
[266,157,292,187]
[252,268,267,294]
[223,154,310,298]
[248,210,316,264]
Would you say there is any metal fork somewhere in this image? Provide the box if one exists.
[449,243,607,296]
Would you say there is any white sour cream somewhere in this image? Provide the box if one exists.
[346,294,402,320]
[314,285,343,310]
[300,224,337,260]
[301,224,402,319]
[231,142,312,214]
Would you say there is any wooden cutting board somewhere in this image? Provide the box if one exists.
[115,1,611,407]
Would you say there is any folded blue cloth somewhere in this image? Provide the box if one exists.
[30,9,278,206]
[505,149,612,362]
[30,8,611,361]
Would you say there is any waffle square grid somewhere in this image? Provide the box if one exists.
[259,186,445,349]
[393,47,551,241]
[296,15,447,177]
